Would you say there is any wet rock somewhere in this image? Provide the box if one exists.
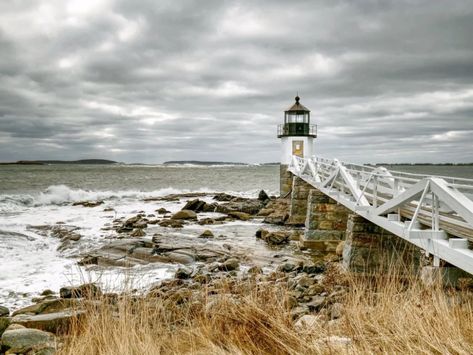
[302,262,325,274]
[226,211,251,221]
[198,230,214,238]
[258,190,270,202]
[72,200,103,207]
[158,219,184,228]
[261,231,290,245]
[219,200,264,215]
[50,226,81,241]
[0,306,9,317]
[277,262,297,273]
[156,207,170,214]
[218,258,240,271]
[103,207,114,212]
[255,228,269,239]
[0,317,10,337]
[198,218,218,225]
[202,202,218,212]
[1,328,55,354]
[133,219,148,229]
[175,267,193,280]
[131,228,146,237]
[181,199,208,212]
[77,255,98,266]
[60,283,101,299]
[213,193,235,202]
[261,198,289,224]
[171,210,197,220]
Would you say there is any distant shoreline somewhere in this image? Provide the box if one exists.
[0,159,118,165]
[0,160,471,166]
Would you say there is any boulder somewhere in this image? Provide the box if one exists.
[171,210,197,220]
[59,283,101,299]
[158,219,184,228]
[11,309,85,334]
[156,207,170,214]
[255,228,270,239]
[258,190,270,202]
[277,262,297,273]
[306,295,326,311]
[226,211,251,221]
[198,230,214,238]
[296,275,315,288]
[175,267,193,280]
[213,193,235,202]
[12,298,82,317]
[1,328,55,353]
[261,231,290,245]
[72,200,103,207]
[133,219,148,229]
[131,228,146,237]
[219,258,239,271]
[0,306,9,317]
[181,199,208,212]
[0,317,10,337]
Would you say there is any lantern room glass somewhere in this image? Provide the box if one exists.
[285,112,310,124]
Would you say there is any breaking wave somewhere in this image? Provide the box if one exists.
[0,185,190,212]
[0,184,276,213]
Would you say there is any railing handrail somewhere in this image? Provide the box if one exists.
[311,156,473,186]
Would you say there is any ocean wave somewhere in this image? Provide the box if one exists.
[0,185,189,211]
[0,185,277,212]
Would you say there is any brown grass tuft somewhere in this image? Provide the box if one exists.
[59,269,473,355]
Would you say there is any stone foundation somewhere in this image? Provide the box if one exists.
[300,189,350,252]
[279,164,293,197]
[342,214,422,273]
[287,177,313,225]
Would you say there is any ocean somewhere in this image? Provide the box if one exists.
[1,163,472,309]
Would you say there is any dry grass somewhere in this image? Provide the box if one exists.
[59,268,473,355]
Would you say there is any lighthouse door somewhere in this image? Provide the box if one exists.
[292,140,304,157]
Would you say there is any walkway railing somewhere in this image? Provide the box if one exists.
[288,155,473,274]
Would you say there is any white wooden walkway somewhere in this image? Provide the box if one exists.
[288,156,473,275]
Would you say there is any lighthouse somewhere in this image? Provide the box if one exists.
[278,95,317,196]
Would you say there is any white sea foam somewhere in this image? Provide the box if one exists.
[0,183,275,309]
[0,185,274,213]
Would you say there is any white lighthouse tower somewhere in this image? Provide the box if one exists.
[278,95,317,196]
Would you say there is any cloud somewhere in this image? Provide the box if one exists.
[0,0,472,163]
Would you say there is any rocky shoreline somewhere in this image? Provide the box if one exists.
[0,191,351,354]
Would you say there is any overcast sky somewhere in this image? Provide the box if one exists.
[0,0,472,164]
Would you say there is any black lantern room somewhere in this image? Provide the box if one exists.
[277,96,317,138]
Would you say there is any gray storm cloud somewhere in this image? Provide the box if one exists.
[0,0,472,163]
